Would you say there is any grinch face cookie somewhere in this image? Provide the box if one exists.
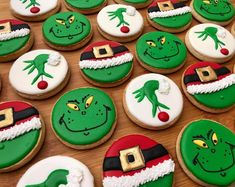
[136,31,187,74]
[113,0,153,9]
[123,74,183,130]
[0,101,45,172]
[147,0,192,33]
[10,0,60,21]
[103,135,175,187]
[79,41,133,87]
[52,88,117,149]
[176,119,235,187]
[97,4,144,42]
[182,62,235,113]
[42,12,92,51]
[191,0,235,26]
[0,19,33,63]
[186,23,235,63]
[9,49,70,100]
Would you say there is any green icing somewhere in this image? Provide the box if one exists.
[136,32,187,69]
[193,0,235,22]
[180,120,235,186]
[42,12,91,46]
[108,8,130,28]
[124,0,148,3]
[65,0,105,9]
[0,130,40,169]
[52,88,116,145]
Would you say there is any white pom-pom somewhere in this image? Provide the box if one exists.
[126,6,136,16]
[158,79,171,95]
[47,52,61,66]
[65,168,83,187]
[217,28,226,39]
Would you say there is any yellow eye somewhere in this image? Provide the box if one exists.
[67,103,79,111]
[203,0,211,4]
[193,140,208,148]
[212,133,218,145]
[161,37,166,44]
[85,96,94,108]
[56,19,65,25]
[146,41,156,47]
[69,15,75,24]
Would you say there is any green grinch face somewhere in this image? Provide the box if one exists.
[65,0,105,9]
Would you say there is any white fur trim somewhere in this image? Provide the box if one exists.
[79,53,133,70]
[187,74,235,94]
[149,6,191,19]
[64,168,83,187]
[126,6,136,16]
[0,28,30,41]
[0,117,41,142]
[103,159,175,187]
[158,79,171,95]
[47,52,61,66]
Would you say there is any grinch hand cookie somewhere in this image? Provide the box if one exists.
[123,73,183,130]
[182,62,235,113]
[17,156,94,187]
[0,101,45,172]
[113,0,153,9]
[97,4,144,42]
[42,11,93,51]
[186,23,235,63]
[9,49,70,100]
[0,19,33,63]
[103,135,175,187]
[51,88,117,149]
[136,31,187,74]
[147,0,192,33]
[79,41,133,87]
[176,119,235,187]
[10,0,61,22]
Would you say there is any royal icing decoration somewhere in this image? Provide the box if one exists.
[65,0,105,10]
[179,119,235,186]
[17,156,94,187]
[103,135,175,187]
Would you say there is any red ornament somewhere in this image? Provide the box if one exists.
[158,112,169,122]
[120,26,130,33]
[30,7,40,14]
[220,48,229,55]
[37,81,48,90]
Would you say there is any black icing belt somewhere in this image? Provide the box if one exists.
[103,144,168,172]
[80,45,129,61]
[183,67,230,85]
[10,23,30,31]
[148,2,185,13]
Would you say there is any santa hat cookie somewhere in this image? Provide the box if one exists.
[0,101,45,172]
[103,135,175,187]
[79,41,133,87]
[182,61,235,113]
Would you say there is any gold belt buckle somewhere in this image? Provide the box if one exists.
[157,1,174,11]
[0,22,11,34]
[93,45,114,59]
[0,108,14,128]
[196,66,218,83]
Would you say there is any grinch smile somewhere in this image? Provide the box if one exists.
[200,3,232,16]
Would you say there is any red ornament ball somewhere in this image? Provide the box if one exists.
[37,81,48,90]
[120,26,130,33]
[158,112,169,122]
[30,7,40,14]
[220,48,229,55]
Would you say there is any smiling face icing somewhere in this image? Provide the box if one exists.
[180,120,235,186]
[52,88,116,146]
[42,12,91,46]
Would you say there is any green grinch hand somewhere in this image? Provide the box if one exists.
[20,0,40,9]
[108,8,129,27]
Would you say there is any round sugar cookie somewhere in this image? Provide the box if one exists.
[176,119,235,187]
[0,101,45,173]
[113,0,153,9]
[79,40,133,87]
[123,73,183,130]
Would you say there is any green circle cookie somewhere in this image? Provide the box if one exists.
[51,88,116,149]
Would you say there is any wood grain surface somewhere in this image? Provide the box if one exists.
[0,0,234,186]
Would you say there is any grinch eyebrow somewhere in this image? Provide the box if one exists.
[67,100,80,104]
[157,36,164,41]
[207,129,213,139]
[82,94,90,103]
[67,14,74,20]
[56,18,65,22]
[192,135,206,140]
[146,40,154,43]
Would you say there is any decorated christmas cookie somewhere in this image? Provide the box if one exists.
[79,41,133,87]
[51,88,117,149]
[97,4,144,42]
[103,134,175,187]
[176,119,235,187]
[42,11,93,51]
[136,31,187,74]
[191,0,235,26]
[147,0,192,33]
[0,101,45,172]
[10,0,61,21]
[64,0,107,14]
[185,23,235,63]
[182,62,235,113]
[113,0,153,9]
[0,19,33,63]
[9,49,70,100]
[123,73,183,130]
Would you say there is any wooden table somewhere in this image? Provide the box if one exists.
[0,0,234,186]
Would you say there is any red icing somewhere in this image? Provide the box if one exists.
[158,112,169,122]
[37,81,48,90]
[120,26,130,33]
[30,6,40,14]
[0,19,27,25]
[220,48,229,55]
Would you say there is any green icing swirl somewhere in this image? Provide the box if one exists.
[65,0,105,9]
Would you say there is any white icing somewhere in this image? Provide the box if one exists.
[79,53,133,70]
[149,6,191,19]
[158,79,171,95]
[124,73,183,127]
[9,49,69,95]
[103,159,175,187]
[97,4,143,37]
[0,28,30,41]
[0,117,41,142]
[187,23,235,59]
[10,0,58,17]
[187,74,235,94]
[17,156,94,187]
